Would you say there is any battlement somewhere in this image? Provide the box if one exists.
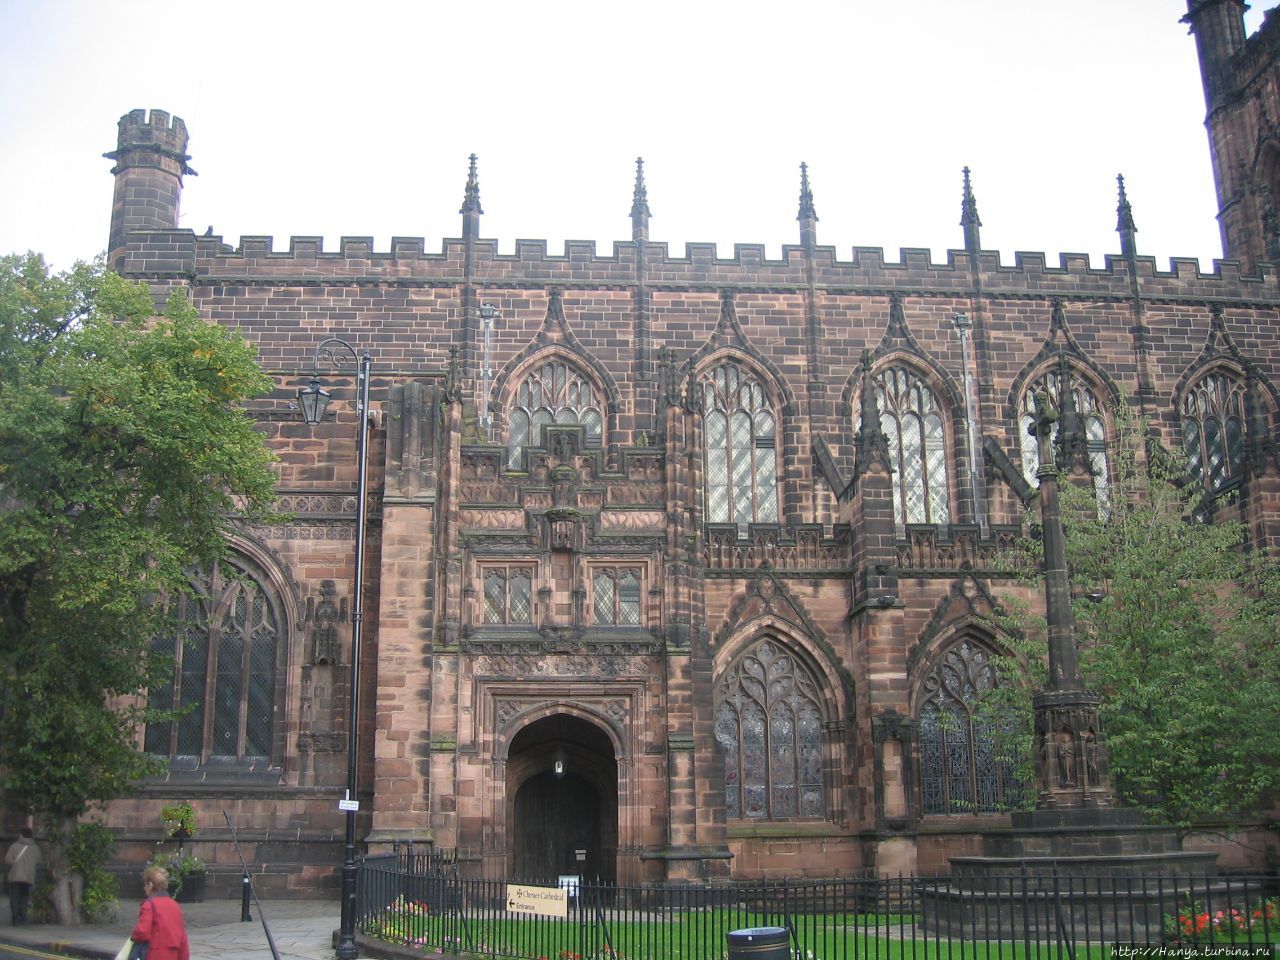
[105,108,193,176]
[116,230,1275,303]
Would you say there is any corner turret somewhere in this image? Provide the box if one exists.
[104,109,195,268]
[1182,0,1249,112]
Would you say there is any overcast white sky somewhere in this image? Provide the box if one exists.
[0,1,1270,272]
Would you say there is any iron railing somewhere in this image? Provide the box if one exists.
[355,860,1278,960]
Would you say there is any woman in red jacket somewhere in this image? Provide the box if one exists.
[131,866,191,960]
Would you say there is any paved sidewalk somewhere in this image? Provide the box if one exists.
[0,895,355,960]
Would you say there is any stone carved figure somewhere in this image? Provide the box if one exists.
[1056,730,1077,787]
[1083,731,1100,787]
[308,580,345,665]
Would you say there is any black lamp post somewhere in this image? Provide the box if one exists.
[297,338,371,960]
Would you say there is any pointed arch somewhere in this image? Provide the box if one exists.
[695,350,786,533]
[494,347,617,470]
[848,353,957,527]
[911,623,1030,816]
[144,543,294,768]
[712,627,839,821]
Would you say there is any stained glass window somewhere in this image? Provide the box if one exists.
[860,366,951,528]
[592,568,642,625]
[701,363,778,536]
[1181,372,1246,493]
[1019,368,1111,510]
[482,566,534,624]
[506,360,603,468]
[918,640,1027,815]
[145,564,280,763]
[714,639,825,819]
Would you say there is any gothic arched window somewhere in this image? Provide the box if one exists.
[714,639,825,819]
[1181,371,1246,493]
[506,360,604,468]
[918,640,1027,815]
[145,563,281,764]
[1018,368,1111,509]
[701,363,778,534]
[592,567,642,626]
[864,366,951,527]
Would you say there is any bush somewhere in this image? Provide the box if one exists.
[68,820,118,923]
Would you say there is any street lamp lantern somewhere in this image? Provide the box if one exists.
[297,338,371,960]
[296,377,332,426]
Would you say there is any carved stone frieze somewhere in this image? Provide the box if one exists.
[598,510,665,531]
[460,507,526,530]
[606,483,665,505]
[474,653,656,678]
[460,482,520,504]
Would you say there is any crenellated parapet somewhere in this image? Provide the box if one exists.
[114,229,1280,304]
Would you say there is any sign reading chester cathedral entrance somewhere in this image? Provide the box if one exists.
[81,1,1280,893]
[506,884,569,919]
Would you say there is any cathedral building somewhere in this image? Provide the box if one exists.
[96,0,1279,894]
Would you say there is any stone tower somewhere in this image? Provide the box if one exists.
[1185,0,1280,270]
[104,108,195,269]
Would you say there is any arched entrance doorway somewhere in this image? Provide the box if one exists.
[507,713,617,883]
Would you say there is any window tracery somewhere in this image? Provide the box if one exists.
[714,638,825,820]
[1018,368,1110,508]
[1181,371,1246,493]
[918,640,1027,815]
[145,563,280,764]
[860,365,951,528]
[700,363,778,535]
[506,360,603,468]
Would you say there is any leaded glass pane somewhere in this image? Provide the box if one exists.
[1205,417,1225,490]
[213,593,245,758]
[1226,417,1244,482]
[1183,419,1202,484]
[920,708,945,814]
[925,414,950,524]
[484,571,505,624]
[756,447,778,523]
[1020,414,1040,480]
[508,411,529,468]
[741,700,767,818]
[901,415,926,524]
[530,409,552,449]
[770,703,797,817]
[583,409,602,445]
[594,572,615,625]
[798,701,824,817]
[245,589,276,758]
[619,570,641,625]
[509,571,532,623]
[715,702,740,819]
[945,707,971,810]
[175,602,207,757]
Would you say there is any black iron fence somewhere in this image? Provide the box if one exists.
[355,857,1278,960]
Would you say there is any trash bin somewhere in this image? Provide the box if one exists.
[727,926,789,960]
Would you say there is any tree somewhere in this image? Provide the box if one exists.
[0,253,278,922]
[997,402,1280,826]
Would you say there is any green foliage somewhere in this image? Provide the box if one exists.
[160,802,196,839]
[999,400,1280,824]
[67,820,118,923]
[0,252,278,911]
[146,849,205,897]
